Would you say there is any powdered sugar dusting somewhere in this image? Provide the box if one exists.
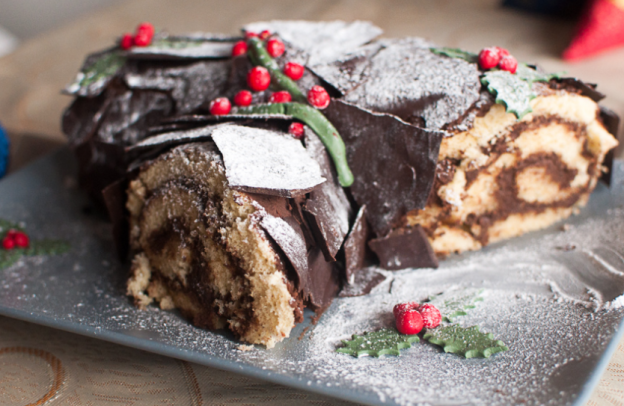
[211,125,325,197]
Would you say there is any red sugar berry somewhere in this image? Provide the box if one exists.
[289,122,305,139]
[233,90,252,107]
[269,91,291,103]
[209,98,231,115]
[259,30,271,40]
[392,302,420,319]
[495,46,510,57]
[396,309,424,335]
[245,31,258,38]
[418,304,442,329]
[307,85,330,109]
[134,22,155,47]
[120,33,134,50]
[247,66,271,92]
[283,62,304,80]
[478,47,501,70]
[13,232,29,248]
[266,38,285,58]
[2,236,15,250]
[232,40,248,57]
[498,55,518,74]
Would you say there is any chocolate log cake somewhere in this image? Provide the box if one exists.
[62,20,619,347]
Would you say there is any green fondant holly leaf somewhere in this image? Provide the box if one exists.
[424,325,508,358]
[515,64,563,85]
[429,289,484,322]
[481,70,536,118]
[65,50,126,97]
[430,47,479,63]
[336,328,420,357]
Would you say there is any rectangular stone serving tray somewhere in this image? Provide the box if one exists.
[1,148,624,406]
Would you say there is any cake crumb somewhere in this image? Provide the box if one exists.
[237,344,254,351]
[561,224,572,232]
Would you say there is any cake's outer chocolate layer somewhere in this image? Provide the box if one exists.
[343,205,371,284]
[302,128,352,261]
[102,178,130,261]
[342,38,482,129]
[338,267,387,297]
[211,125,326,198]
[599,106,621,186]
[324,99,444,236]
[368,225,439,270]
[306,247,341,309]
[555,78,605,102]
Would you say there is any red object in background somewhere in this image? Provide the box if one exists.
[233,90,252,106]
[13,232,29,248]
[2,236,15,250]
[284,62,305,80]
[232,41,248,57]
[269,91,291,103]
[563,0,624,61]
[209,98,231,115]
[247,67,271,91]
[289,122,305,139]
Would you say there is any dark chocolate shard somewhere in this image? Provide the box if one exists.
[125,37,237,60]
[243,20,382,65]
[306,247,341,309]
[64,47,125,97]
[343,205,371,284]
[556,78,605,102]
[102,178,129,261]
[343,38,482,129]
[339,267,387,297]
[324,99,444,236]
[369,225,438,270]
[599,106,621,186]
[62,91,109,148]
[124,60,231,115]
[211,125,325,198]
[303,128,352,261]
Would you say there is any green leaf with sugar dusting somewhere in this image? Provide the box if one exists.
[337,328,419,357]
[430,47,479,63]
[424,325,508,358]
[481,70,536,118]
[429,289,484,322]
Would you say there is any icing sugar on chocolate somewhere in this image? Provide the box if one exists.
[338,267,387,297]
[368,225,438,270]
[126,39,237,60]
[343,205,371,284]
[302,128,352,261]
[324,99,444,236]
[211,125,326,197]
[343,38,482,129]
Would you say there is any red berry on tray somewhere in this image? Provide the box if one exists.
[289,122,305,139]
[209,98,231,115]
[269,91,291,103]
[396,309,424,335]
[232,40,248,57]
[284,62,304,80]
[307,85,330,109]
[134,22,155,47]
[234,90,252,107]
[2,236,15,250]
[13,232,29,248]
[245,31,258,39]
[392,302,419,319]
[259,30,271,40]
[419,304,441,329]
[266,38,285,58]
[498,55,518,74]
[120,33,134,50]
[478,47,501,70]
[247,67,271,91]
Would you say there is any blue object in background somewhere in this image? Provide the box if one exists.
[0,122,9,178]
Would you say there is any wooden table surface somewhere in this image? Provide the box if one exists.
[0,0,623,405]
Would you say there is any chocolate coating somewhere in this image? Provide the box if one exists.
[343,205,371,284]
[339,267,387,297]
[368,225,438,270]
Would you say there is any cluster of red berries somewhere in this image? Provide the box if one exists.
[393,302,441,335]
[120,22,155,50]
[478,46,518,74]
[2,229,29,250]
[210,31,331,138]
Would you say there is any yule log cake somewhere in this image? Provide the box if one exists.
[62,21,620,347]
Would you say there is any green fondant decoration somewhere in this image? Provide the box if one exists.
[0,219,71,271]
[336,328,420,357]
[430,47,479,63]
[232,102,354,187]
[481,70,536,118]
[515,64,563,85]
[429,289,484,322]
[72,50,125,93]
[423,325,508,358]
[247,37,307,103]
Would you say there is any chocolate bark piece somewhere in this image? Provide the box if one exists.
[211,125,325,198]
[306,247,341,309]
[343,205,371,284]
[243,20,382,66]
[368,226,438,270]
[324,99,444,236]
[343,38,482,129]
[556,78,605,102]
[124,59,231,115]
[302,128,352,261]
[102,178,129,261]
[339,267,387,297]
[599,106,621,186]
[62,91,109,147]
[125,37,238,60]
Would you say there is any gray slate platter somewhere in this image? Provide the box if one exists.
[1,148,624,406]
